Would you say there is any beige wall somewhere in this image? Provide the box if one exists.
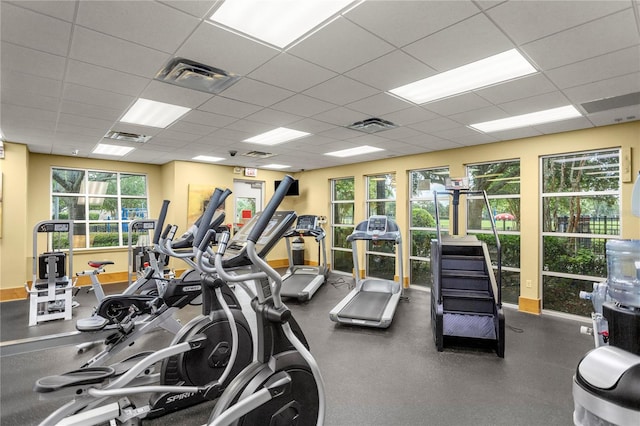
[1,121,638,312]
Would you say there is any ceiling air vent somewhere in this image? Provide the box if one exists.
[581,92,640,114]
[242,150,276,159]
[104,130,151,143]
[155,57,240,94]
[347,118,398,133]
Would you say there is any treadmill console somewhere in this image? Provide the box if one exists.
[296,215,318,233]
[367,216,388,235]
[222,210,297,269]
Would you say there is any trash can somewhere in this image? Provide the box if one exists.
[292,237,305,265]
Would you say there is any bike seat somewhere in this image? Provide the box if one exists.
[34,367,115,393]
[77,315,109,331]
[88,260,114,268]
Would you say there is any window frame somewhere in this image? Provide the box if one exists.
[330,177,355,274]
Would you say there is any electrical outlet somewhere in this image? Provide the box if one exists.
[526,280,532,288]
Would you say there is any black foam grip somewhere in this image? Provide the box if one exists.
[247,175,293,243]
[194,189,223,247]
[198,229,216,252]
[153,200,170,244]
[161,224,172,240]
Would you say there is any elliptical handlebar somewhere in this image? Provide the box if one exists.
[153,200,171,245]
[247,175,293,244]
[195,189,223,248]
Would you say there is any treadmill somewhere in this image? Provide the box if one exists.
[281,215,329,301]
[329,215,404,328]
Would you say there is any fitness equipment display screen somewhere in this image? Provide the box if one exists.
[38,222,70,233]
[296,215,317,231]
[367,216,387,233]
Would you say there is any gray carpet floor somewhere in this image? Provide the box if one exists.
[0,274,592,425]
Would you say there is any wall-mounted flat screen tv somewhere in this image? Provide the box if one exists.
[274,179,300,196]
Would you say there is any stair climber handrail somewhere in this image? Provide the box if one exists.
[432,189,502,307]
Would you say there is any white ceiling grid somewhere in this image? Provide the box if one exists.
[1,0,639,170]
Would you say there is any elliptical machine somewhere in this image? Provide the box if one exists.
[207,175,326,426]
[572,173,640,426]
[33,189,254,425]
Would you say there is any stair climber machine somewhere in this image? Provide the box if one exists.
[207,175,326,426]
[329,215,405,329]
[32,188,256,425]
[25,220,75,326]
[572,172,640,426]
[281,215,329,301]
[431,177,505,357]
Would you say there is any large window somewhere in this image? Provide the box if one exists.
[51,168,149,249]
[541,149,621,316]
[331,177,355,274]
[408,167,450,287]
[365,173,396,280]
[466,160,520,305]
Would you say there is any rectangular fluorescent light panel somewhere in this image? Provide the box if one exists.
[193,155,225,163]
[209,0,355,48]
[244,127,310,146]
[263,164,290,169]
[325,145,384,158]
[390,49,537,104]
[92,144,135,156]
[120,98,191,128]
[470,105,582,133]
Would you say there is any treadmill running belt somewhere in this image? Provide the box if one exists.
[339,291,392,322]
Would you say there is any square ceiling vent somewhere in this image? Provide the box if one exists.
[347,118,398,133]
[104,130,151,143]
[155,57,240,94]
[242,150,276,159]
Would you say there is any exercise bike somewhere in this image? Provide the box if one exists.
[34,188,254,425]
[206,175,326,426]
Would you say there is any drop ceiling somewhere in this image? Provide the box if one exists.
[1,0,639,171]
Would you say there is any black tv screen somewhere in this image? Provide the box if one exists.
[274,179,300,196]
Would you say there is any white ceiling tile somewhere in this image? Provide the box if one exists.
[182,110,238,127]
[498,91,572,115]
[303,76,378,105]
[62,83,135,111]
[159,1,217,18]
[224,119,273,135]
[383,106,439,125]
[534,117,595,134]
[345,0,480,47]
[220,78,294,107]
[248,53,336,92]
[347,92,413,117]
[2,70,62,99]
[313,106,368,127]
[8,0,77,22]
[403,14,514,71]
[488,0,630,45]
[69,26,171,78]
[1,42,67,80]
[288,16,395,74]
[318,125,362,140]
[58,112,113,131]
[1,2,72,56]
[167,120,217,136]
[199,96,262,118]
[76,1,200,53]
[157,129,202,142]
[545,46,640,90]
[522,9,639,70]
[271,94,335,117]
[345,50,436,91]
[176,22,278,76]
[286,118,336,135]
[65,60,149,96]
[140,80,213,109]
[375,126,422,140]
[2,91,59,112]
[485,127,545,141]
[245,109,303,127]
[59,100,122,122]
[209,127,255,142]
[432,125,485,141]
[476,74,557,105]
[409,117,460,134]
[423,93,492,117]
[449,106,511,126]
[449,132,498,146]
[563,72,640,105]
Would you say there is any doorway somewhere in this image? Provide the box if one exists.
[233,180,263,232]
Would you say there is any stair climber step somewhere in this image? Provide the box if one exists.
[443,312,497,340]
[441,271,490,292]
[442,289,495,314]
[441,245,483,257]
[441,255,485,271]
